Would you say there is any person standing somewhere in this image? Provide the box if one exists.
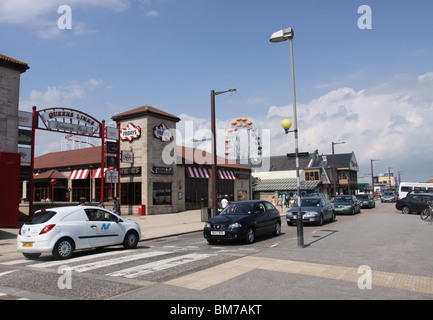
[113,197,121,216]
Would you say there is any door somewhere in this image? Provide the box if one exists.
[85,208,123,246]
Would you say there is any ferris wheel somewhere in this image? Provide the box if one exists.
[224,117,262,167]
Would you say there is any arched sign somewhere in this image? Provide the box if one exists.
[29,106,117,216]
[37,107,102,137]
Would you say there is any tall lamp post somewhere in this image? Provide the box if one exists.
[371,159,379,197]
[211,88,236,217]
[332,141,345,197]
[270,27,303,248]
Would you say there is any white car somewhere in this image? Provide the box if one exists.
[17,206,141,260]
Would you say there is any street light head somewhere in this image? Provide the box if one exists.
[270,27,294,42]
[281,118,292,133]
[228,88,236,93]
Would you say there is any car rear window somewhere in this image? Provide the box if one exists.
[26,210,57,225]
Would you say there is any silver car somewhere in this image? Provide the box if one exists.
[381,192,397,203]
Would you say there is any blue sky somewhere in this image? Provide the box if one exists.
[2,0,433,182]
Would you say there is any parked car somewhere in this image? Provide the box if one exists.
[17,206,141,260]
[395,193,433,214]
[286,196,335,226]
[203,200,281,244]
[356,194,375,209]
[333,195,361,215]
[381,191,397,203]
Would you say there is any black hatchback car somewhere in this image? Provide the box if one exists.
[395,193,433,214]
[203,200,281,244]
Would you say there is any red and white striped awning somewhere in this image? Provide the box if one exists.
[68,169,90,180]
[218,169,237,180]
[185,167,211,179]
[91,168,107,179]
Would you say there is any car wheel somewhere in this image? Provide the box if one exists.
[123,230,139,249]
[245,227,255,244]
[273,221,281,236]
[330,211,336,222]
[22,252,41,259]
[317,214,324,226]
[52,238,74,260]
[402,206,411,215]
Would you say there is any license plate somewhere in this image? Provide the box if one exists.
[22,242,33,247]
[211,231,225,236]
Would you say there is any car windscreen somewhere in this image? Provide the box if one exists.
[220,203,254,215]
[292,199,321,207]
[356,195,369,199]
[26,210,57,225]
[335,196,352,203]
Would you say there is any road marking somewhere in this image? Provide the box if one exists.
[70,251,170,273]
[0,270,18,277]
[29,249,134,269]
[107,253,215,279]
[166,256,433,295]
[0,259,28,266]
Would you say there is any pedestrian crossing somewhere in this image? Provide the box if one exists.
[0,248,219,299]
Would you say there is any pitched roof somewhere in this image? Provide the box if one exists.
[176,146,251,170]
[112,105,180,122]
[252,178,320,192]
[34,169,67,180]
[35,146,103,170]
[34,145,251,171]
[259,154,312,171]
[0,54,30,73]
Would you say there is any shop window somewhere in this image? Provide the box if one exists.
[153,182,172,205]
[121,182,142,205]
[305,171,319,181]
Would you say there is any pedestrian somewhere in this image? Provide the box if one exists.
[271,196,276,206]
[98,201,105,208]
[277,196,283,211]
[221,196,228,209]
[113,197,121,216]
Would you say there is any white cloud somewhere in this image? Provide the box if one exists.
[176,72,433,181]
[19,78,103,110]
[0,0,129,38]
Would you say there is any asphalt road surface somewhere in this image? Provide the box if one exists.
[1,202,432,303]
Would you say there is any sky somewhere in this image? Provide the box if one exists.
[2,0,433,183]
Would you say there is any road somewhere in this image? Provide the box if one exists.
[1,202,433,303]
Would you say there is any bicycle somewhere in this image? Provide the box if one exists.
[420,200,433,223]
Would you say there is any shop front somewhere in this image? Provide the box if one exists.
[27,105,252,215]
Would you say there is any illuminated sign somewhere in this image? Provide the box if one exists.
[153,123,173,142]
[120,123,141,141]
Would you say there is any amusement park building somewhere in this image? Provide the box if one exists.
[29,105,252,215]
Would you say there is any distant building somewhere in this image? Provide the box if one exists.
[252,150,359,201]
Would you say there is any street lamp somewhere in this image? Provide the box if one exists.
[271,27,304,248]
[371,159,379,197]
[332,141,345,197]
[211,88,236,217]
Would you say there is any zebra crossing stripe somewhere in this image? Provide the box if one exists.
[71,251,170,273]
[107,253,215,279]
[29,249,134,269]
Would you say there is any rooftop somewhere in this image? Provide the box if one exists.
[0,54,30,73]
[112,105,181,123]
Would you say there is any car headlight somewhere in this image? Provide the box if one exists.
[228,222,242,229]
[304,211,318,218]
[204,222,211,228]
